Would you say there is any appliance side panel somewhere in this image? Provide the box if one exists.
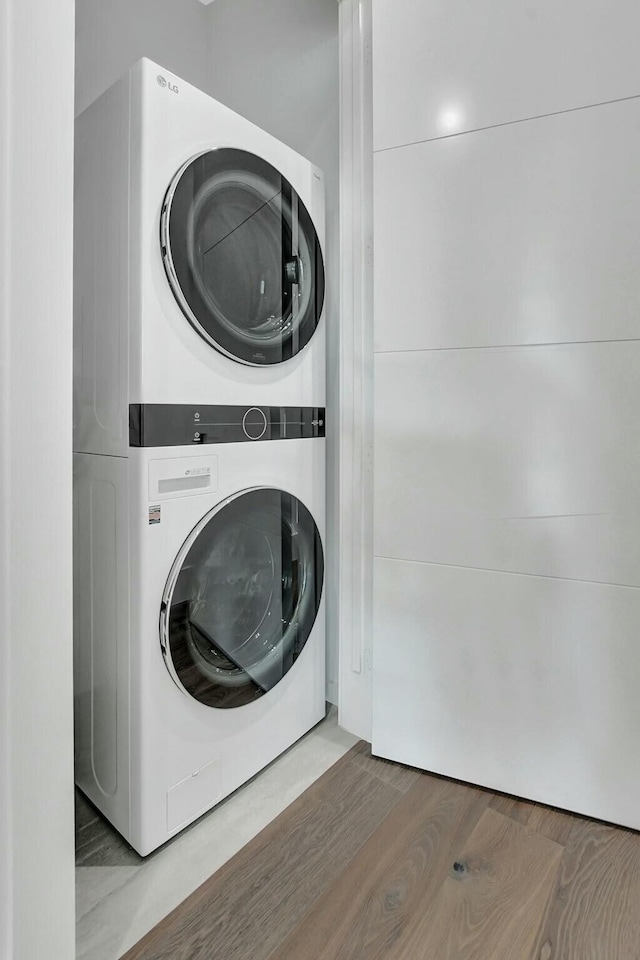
[88,477,118,797]
[311,167,327,409]
[74,453,131,836]
[74,73,131,456]
[73,455,93,789]
[127,61,145,406]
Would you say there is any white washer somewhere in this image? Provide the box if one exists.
[74,57,326,458]
[74,409,325,856]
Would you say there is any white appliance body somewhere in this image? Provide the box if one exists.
[74,436,326,856]
[74,58,326,459]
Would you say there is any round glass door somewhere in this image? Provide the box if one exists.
[160,488,324,708]
[161,149,325,366]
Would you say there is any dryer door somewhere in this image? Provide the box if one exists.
[160,488,324,708]
[161,149,325,366]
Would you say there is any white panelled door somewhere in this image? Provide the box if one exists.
[371,0,640,829]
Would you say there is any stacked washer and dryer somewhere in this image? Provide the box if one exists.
[73,59,327,855]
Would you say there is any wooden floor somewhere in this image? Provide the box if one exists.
[121,742,640,960]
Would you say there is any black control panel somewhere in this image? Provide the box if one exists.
[129,404,326,447]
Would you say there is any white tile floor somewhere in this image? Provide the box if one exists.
[75,708,357,960]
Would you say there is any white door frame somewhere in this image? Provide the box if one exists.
[1,0,76,956]
[337,0,374,740]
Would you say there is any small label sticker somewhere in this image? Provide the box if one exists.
[149,505,161,525]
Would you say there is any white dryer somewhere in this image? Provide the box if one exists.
[74,58,326,458]
[74,405,325,856]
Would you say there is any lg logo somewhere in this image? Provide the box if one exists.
[157,75,179,94]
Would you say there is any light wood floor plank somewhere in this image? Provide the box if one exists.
[535,818,640,960]
[387,807,563,960]
[489,791,537,825]
[267,775,489,960]
[526,804,576,848]
[120,747,403,960]
[115,742,640,960]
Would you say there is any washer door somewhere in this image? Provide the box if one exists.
[160,488,324,708]
[161,148,325,366]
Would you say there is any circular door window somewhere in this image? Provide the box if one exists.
[161,149,325,366]
[160,488,324,708]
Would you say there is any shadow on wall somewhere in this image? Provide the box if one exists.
[75,0,212,116]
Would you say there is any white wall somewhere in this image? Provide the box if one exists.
[1,0,76,956]
[75,0,211,114]
[209,0,341,702]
